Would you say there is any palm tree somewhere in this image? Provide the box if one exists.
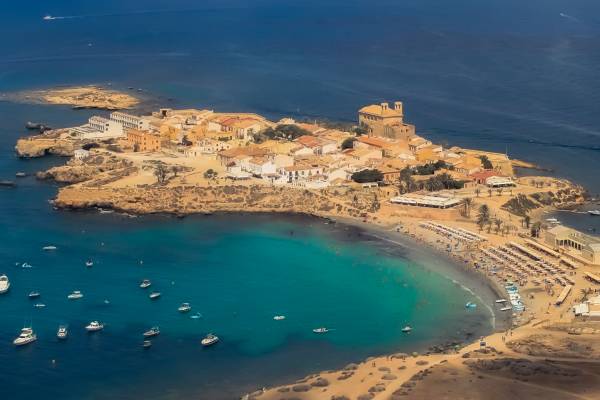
[461,198,474,218]
[476,204,490,231]
[494,218,503,234]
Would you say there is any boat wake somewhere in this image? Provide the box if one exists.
[559,13,580,22]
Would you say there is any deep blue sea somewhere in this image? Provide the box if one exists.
[0,0,599,398]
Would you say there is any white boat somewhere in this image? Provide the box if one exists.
[143,326,160,337]
[190,312,203,319]
[28,291,41,299]
[312,327,329,334]
[201,333,219,346]
[465,302,477,309]
[85,260,94,267]
[33,303,46,308]
[0,274,10,294]
[85,321,104,332]
[143,340,152,349]
[495,299,507,303]
[43,245,57,251]
[500,306,512,312]
[43,15,54,20]
[13,327,37,346]
[67,290,84,300]
[149,291,161,300]
[21,263,33,269]
[588,210,600,216]
[178,303,192,313]
[273,315,286,321]
[57,325,68,340]
[401,326,412,333]
[139,279,151,289]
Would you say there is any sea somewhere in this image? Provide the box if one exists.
[0,0,599,398]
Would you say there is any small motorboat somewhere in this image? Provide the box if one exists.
[178,303,191,313]
[0,180,16,187]
[85,321,104,332]
[33,303,46,308]
[85,260,94,267]
[143,327,160,337]
[139,279,151,289]
[500,306,512,312]
[57,325,68,340]
[13,327,37,346]
[465,302,477,309]
[312,327,329,334]
[588,210,600,216]
[495,299,507,303]
[190,312,203,319]
[15,172,27,178]
[67,290,84,300]
[149,292,161,300]
[201,333,219,347]
[143,340,152,349]
[401,326,412,333]
[42,245,57,251]
[0,275,11,294]
[28,291,41,299]
[21,262,33,269]
[273,315,286,321]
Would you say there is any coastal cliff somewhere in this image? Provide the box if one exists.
[15,130,77,158]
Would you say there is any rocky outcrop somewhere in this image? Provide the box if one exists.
[53,184,364,219]
[36,154,134,184]
[15,129,76,158]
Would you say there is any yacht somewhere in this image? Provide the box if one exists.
[312,327,329,334]
[67,290,84,300]
[143,326,160,337]
[588,210,600,216]
[139,279,151,289]
[178,303,191,313]
[401,326,413,333]
[57,325,68,340]
[0,274,10,294]
[85,321,104,332]
[273,315,286,321]
[149,291,161,300]
[13,327,37,346]
[85,260,94,267]
[28,291,41,299]
[201,333,219,346]
[43,245,57,251]
[143,340,152,349]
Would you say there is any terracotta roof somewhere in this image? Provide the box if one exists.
[356,135,391,148]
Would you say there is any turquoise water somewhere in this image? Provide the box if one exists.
[0,211,493,399]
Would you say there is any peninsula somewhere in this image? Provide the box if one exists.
[15,101,600,399]
[3,85,139,110]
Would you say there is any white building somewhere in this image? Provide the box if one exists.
[110,111,150,131]
[73,149,90,160]
[69,116,124,139]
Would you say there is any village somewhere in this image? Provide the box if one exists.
[14,99,600,399]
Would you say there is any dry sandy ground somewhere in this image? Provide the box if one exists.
[4,85,139,109]
[255,323,600,400]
